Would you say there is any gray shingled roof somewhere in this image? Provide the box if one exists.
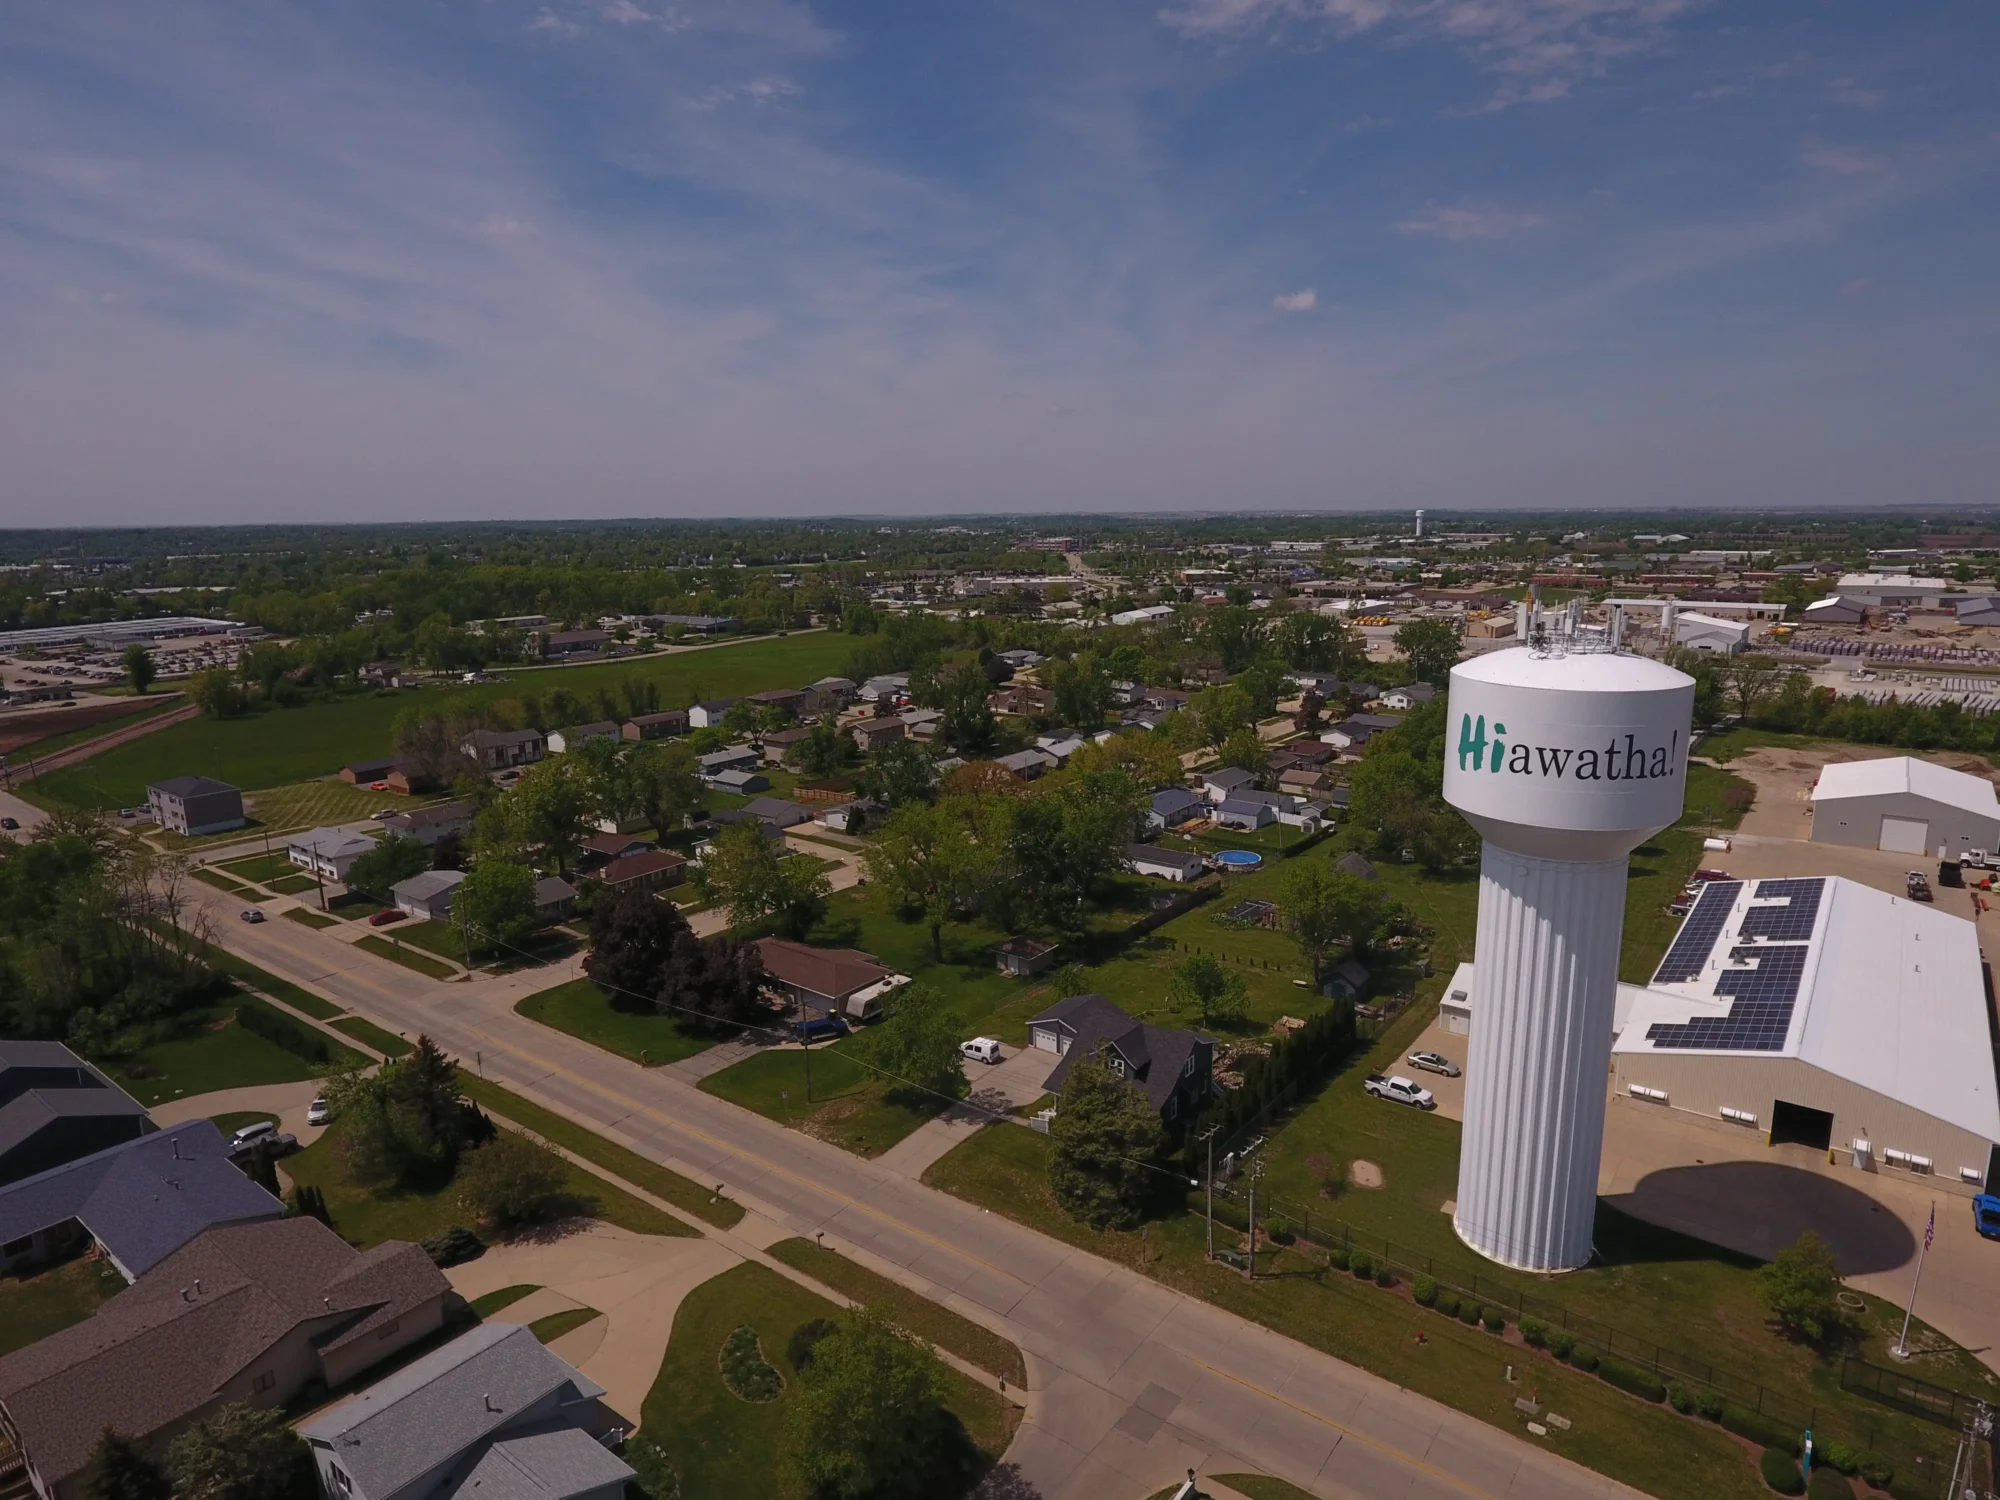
[452,1424,635,1498]
[1127,843,1202,878]
[0,1088,153,1175]
[0,1121,282,1280]
[148,775,237,798]
[1031,994,1208,1114]
[302,1323,609,1500]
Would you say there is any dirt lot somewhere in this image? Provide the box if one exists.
[0,696,159,755]
[1721,743,2000,840]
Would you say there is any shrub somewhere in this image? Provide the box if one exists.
[1436,1292,1461,1319]
[786,1317,839,1373]
[1815,1440,1858,1476]
[1760,1447,1805,1496]
[1481,1309,1505,1334]
[1567,1343,1600,1373]
[1328,1246,1350,1272]
[1458,1302,1482,1327]
[1696,1388,1725,1422]
[1667,1382,1694,1415]
[1519,1317,1548,1348]
[1265,1216,1294,1245]
[624,1438,681,1500]
[1412,1276,1438,1308]
[1547,1330,1574,1360]
[1350,1251,1374,1279]
[1806,1467,1853,1500]
[457,1133,570,1231]
[1722,1406,1801,1455]
[233,1001,331,1064]
[1598,1356,1665,1402]
[1374,1267,1396,1289]
[421,1225,484,1267]
[1857,1453,1894,1488]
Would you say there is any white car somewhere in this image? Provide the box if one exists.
[959,1037,1003,1065]
[306,1096,330,1127]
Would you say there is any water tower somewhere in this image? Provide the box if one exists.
[1443,612,1694,1271]
[1414,508,1425,540]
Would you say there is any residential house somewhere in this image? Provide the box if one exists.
[0,1218,447,1500]
[995,937,1058,978]
[461,728,547,770]
[1379,683,1436,710]
[0,1121,281,1283]
[1200,767,1259,804]
[0,1043,154,1190]
[754,939,909,1022]
[741,796,812,830]
[851,718,907,755]
[145,776,245,837]
[339,758,403,786]
[687,698,740,729]
[815,798,876,834]
[900,708,944,741]
[392,869,466,920]
[857,673,910,704]
[1287,673,1344,699]
[989,683,1050,718]
[1127,844,1204,882]
[1212,797,1276,831]
[533,876,577,923]
[592,849,687,894]
[697,745,760,780]
[746,687,808,718]
[358,661,407,688]
[542,628,611,658]
[546,721,619,754]
[1027,994,1213,1126]
[288,826,377,882]
[759,725,814,765]
[385,766,437,796]
[995,648,1045,670]
[621,709,689,742]
[996,748,1056,781]
[1322,714,1403,752]
[1268,740,1336,771]
[1035,735,1086,766]
[379,800,473,847]
[1144,687,1190,712]
[707,768,769,796]
[301,1323,631,1500]
[1277,765,1329,797]
[804,677,856,713]
[1324,783,1351,812]
[579,832,654,870]
[1145,788,1206,833]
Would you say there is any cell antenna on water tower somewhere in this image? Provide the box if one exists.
[1443,635,1694,1272]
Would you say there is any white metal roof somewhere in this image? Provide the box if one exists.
[1809,756,2000,818]
[1613,876,2000,1144]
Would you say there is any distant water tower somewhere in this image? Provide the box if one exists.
[1414,509,1425,539]
[1443,618,1694,1271]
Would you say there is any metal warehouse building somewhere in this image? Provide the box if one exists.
[1611,875,2000,1191]
[1808,755,2000,857]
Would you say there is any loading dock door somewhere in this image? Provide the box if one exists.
[1878,816,1930,855]
[1770,1100,1835,1151]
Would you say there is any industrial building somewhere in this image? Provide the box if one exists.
[1808,756,2000,856]
[1612,876,2000,1189]
[1833,573,1960,608]
[1671,611,1750,655]
[1803,596,1868,626]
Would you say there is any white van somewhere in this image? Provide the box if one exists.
[229,1119,277,1151]
[959,1037,1003,1065]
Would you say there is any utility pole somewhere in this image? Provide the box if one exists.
[1245,1159,1264,1282]
[1199,1126,1219,1263]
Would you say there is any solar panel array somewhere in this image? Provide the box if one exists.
[1644,877,1825,1053]
[1652,880,1742,983]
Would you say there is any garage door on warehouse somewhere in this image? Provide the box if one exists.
[1878,816,1930,854]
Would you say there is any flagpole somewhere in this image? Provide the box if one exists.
[1892,1202,1935,1360]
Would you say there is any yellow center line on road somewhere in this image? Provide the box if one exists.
[1184,1355,1504,1500]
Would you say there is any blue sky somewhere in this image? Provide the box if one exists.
[2,0,1994,522]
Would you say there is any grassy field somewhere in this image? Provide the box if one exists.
[1,694,186,760]
[356,933,460,979]
[283,1123,691,1247]
[516,977,717,1067]
[765,1238,1026,1385]
[283,907,340,929]
[638,1261,1017,1500]
[192,867,259,899]
[31,633,853,809]
[332,1015,416,1056]
[458,1073,744,1229]
[0,1256,127,1357]
[218,850,299,882]
[699,1042,946,1157]
[105,1004,338,1105]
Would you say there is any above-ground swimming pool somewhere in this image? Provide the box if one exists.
[1216,849,1263,872]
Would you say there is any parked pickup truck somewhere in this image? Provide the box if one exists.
[1364,1074,1436,1110]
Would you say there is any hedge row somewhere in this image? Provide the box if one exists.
[233,1001,334,1064]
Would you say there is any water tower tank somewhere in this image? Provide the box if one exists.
[1443,645,1694,1271]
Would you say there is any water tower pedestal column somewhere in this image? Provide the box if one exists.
[1452,844,1627,1273]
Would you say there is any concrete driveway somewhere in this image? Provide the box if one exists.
[151,1079,330,1143]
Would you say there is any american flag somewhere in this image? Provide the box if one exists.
[1924,1204,1935,1251]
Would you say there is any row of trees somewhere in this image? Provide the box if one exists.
[84,1403,314,1500]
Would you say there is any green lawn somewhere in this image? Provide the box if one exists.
[32,634,854,809]
[356,934,460,979]
[218,851,299,883]
[1213,1477,1320,1500]
[283,907,340,930]
[390,918,578,973]
[0,1256,127,1357]
[639,1261,1016,1500]
[267,873,320,895]
[530,1307,602,1343]
[385,918,476,962]
[282,1124,693,1247]
[517,978,718,1068]
[698,1043,947,1158]
[458,1074,743,1229]
[766,1238,1026,1386]
[470,1284,541,1318]
[332,1016,415,1057]
[191,867,259,899]
[105,1005,334,1105]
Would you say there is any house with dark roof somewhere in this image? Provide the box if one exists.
[0,1043,153,1189]
[1213,797,1276,831]
[379,800,473,847]
[578,832,654,870]
[590,849,687,894]
[697,745,760,781]
[1322,714,1404,752]
[759,725,815,765]
[754,939,909,1022]
[461,728,547,770]
[995,748,1056,781]
[1145,788,1206,833]
[740,796,812,830]
[145,776,244,837]
[301,1323,630,1500]
[0,1120,282,1282]
[0,1217,448,1500]
[1380,683,1437,710]
[541,629,611,659]
[1126,843,1205,882]
[687,698,740,729]
[392,869,466,920]
[545,721,619,755]
[1027,995,1213,1125]
[1334,851,1378,881]
[533,876,577,923]
[621,709,688,742]
[1199,767,1258,803]
[851,718,907,755]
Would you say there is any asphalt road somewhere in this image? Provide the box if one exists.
[193,883,1644,1500]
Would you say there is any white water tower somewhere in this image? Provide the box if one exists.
[1414,508,1426,540]
[1443,624,1694,1271]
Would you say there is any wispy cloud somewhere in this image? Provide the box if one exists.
[1273,288,1318,311]
[527,9,583,36]
[1825,77,1881,110]
[1802,139,1891,176]
[1396,204,1545,239]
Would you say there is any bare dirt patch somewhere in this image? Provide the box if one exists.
[1350,1160,1384,1189]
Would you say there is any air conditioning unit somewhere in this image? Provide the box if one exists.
[1719,1106,1758,1127]
[1960,1166,1985,1186]
[1882,1148,1933,1174]
[1627,1084,1668,1103]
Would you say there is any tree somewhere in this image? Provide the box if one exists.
[452,859,538,958]
[864,801,991,960]
[345,834,431,899]
[185,667,247,718]
[122,644,157,695]
[930,662,998,753]
[569,734,646,833]
[782,1308,958,1500]
[630,740,703,835]
[1202,606,1262,672]
[1189,684,1254,747]
[485,758,593,872]
[866,982,965,1102]
[1757,1229,1844,1343]
[789,720,851,777]
[661,930,766,1032]
[1273,610,1356,672]
[1065,730,1183,791]
[457,1130,569,1229]
[1393,618,1462,688]
[701,821,823,936]
[586,883,691,1009]
[1043,652,1112,730]
[855,738,937,809]
[1724,656,1786,720]
[242,1140,280,1196]
[1165,952,1247,1027]
[1280,860,1382,988]
[1048,1052,1165,1229]
[83,1429,171,1500]
[1217,726,1268,776]
[166,1402,316,1500]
